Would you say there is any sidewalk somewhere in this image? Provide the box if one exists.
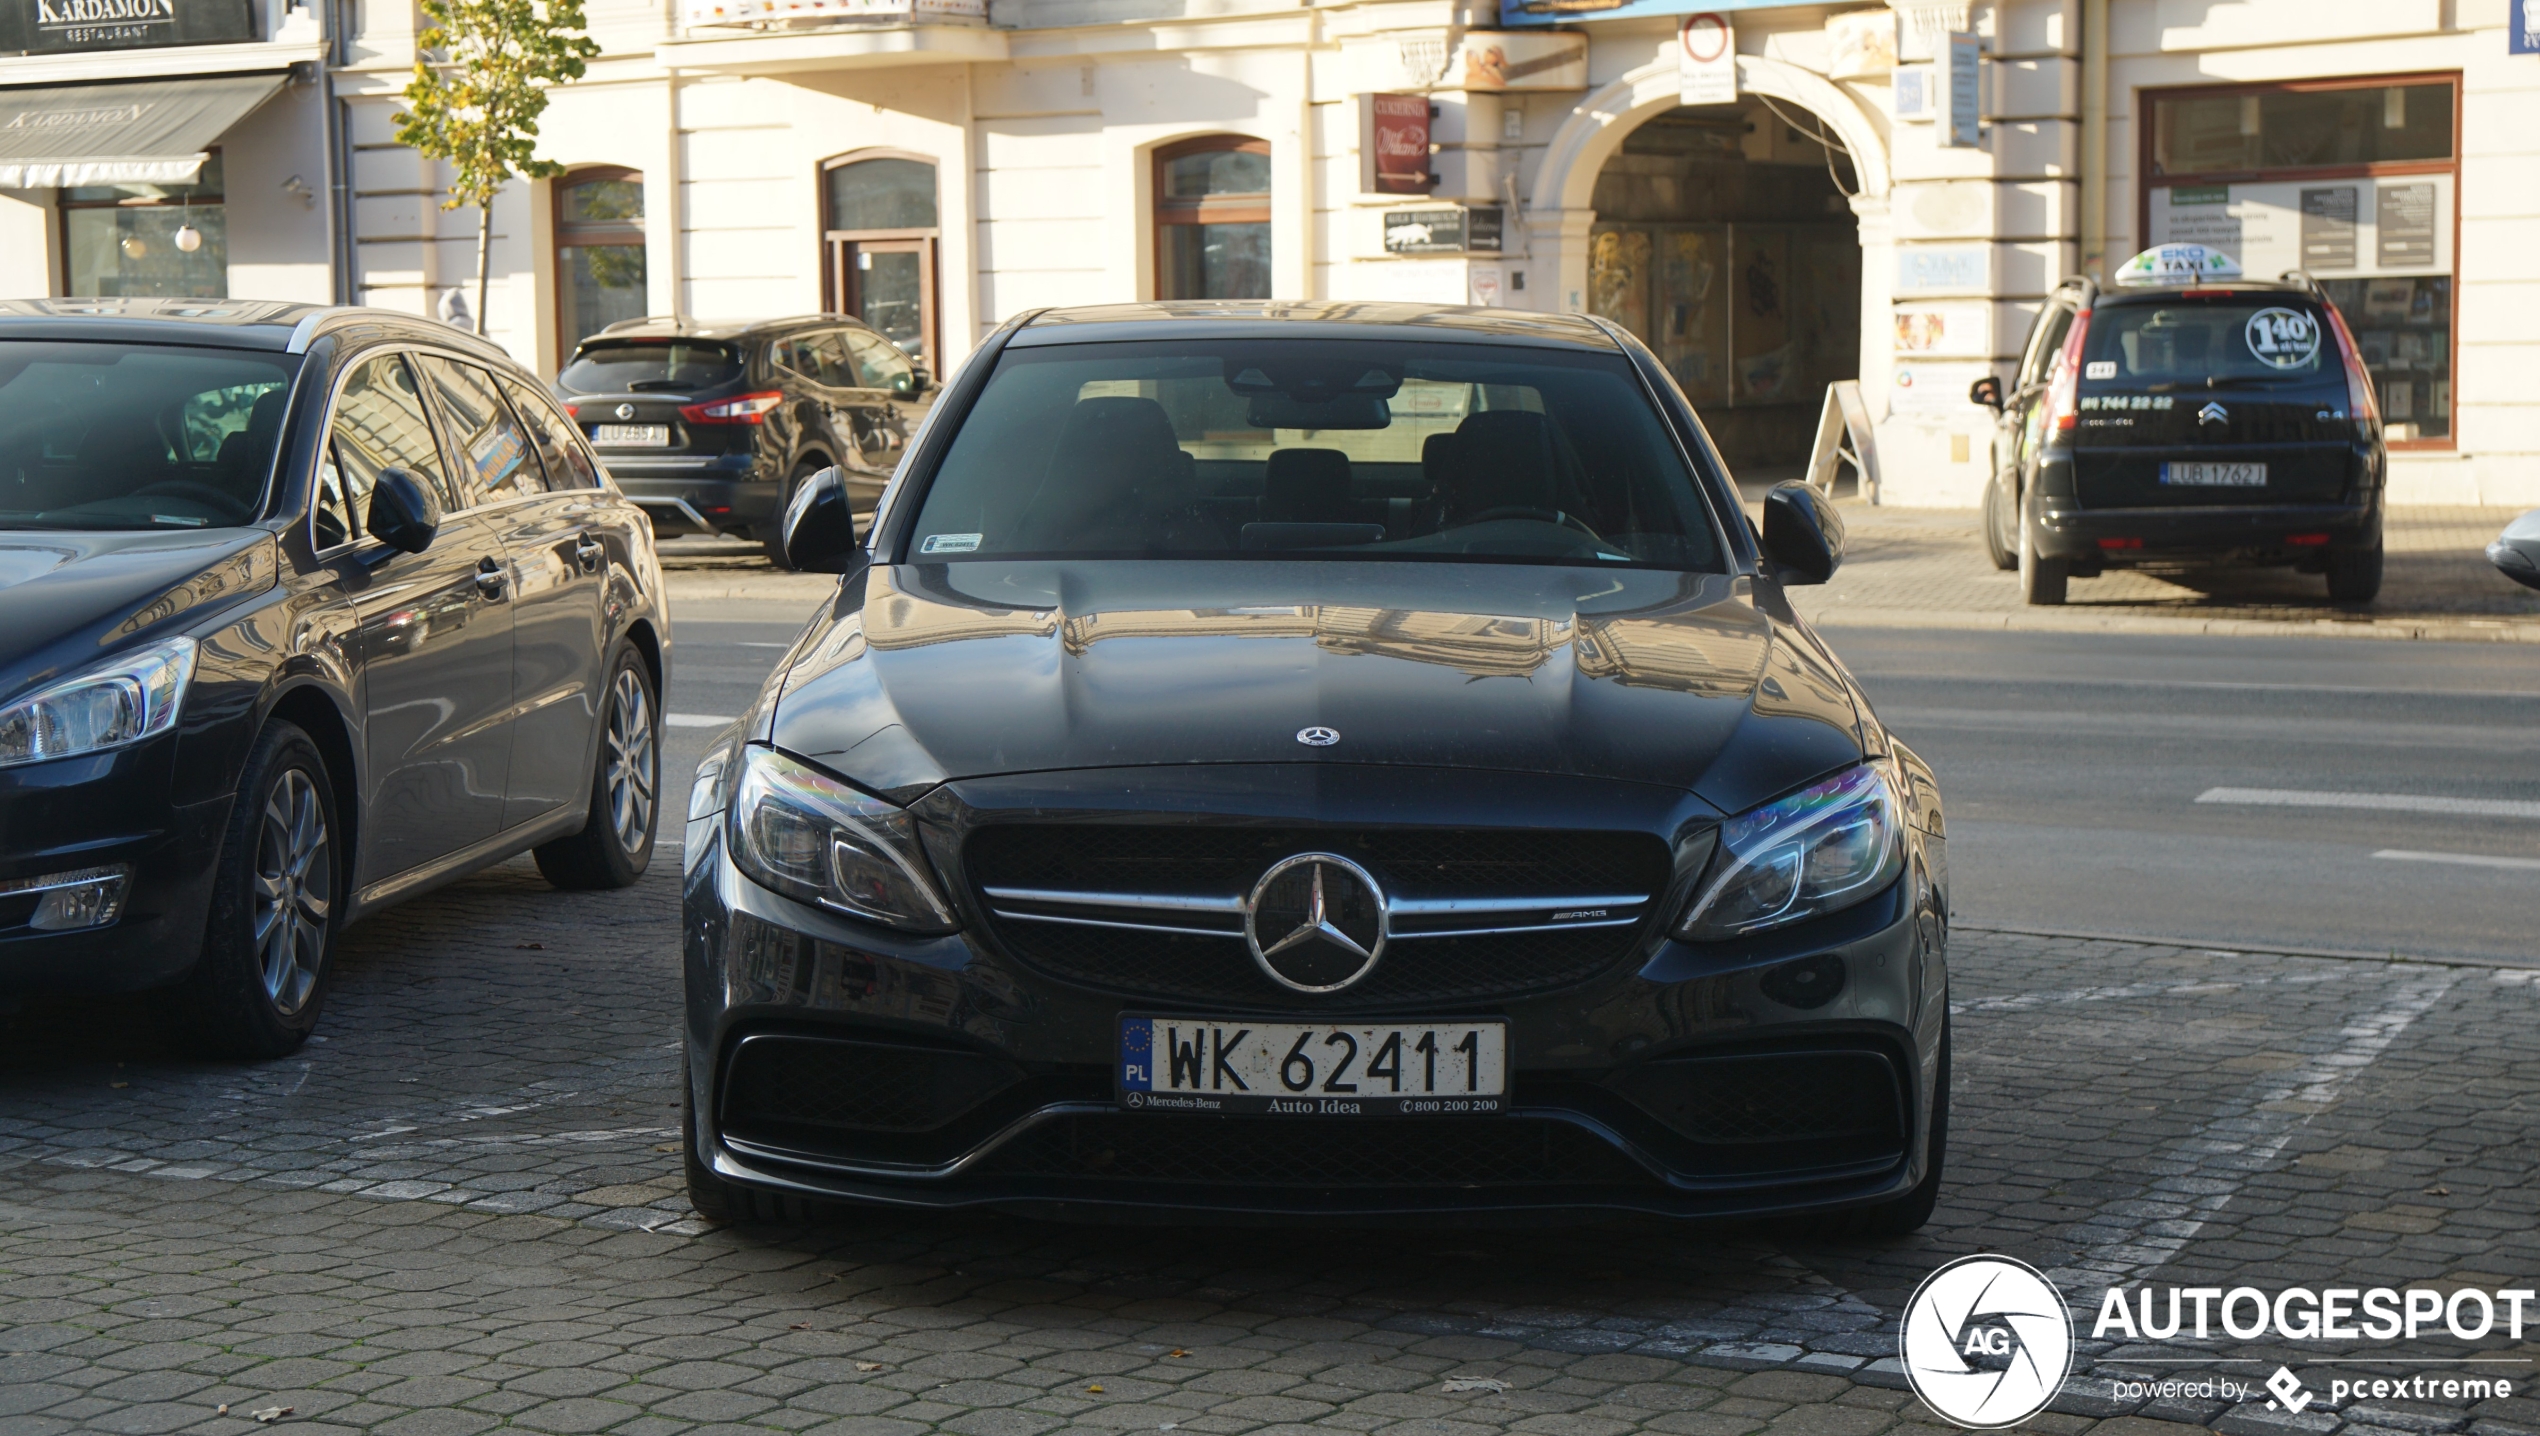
[658,510,2540,643]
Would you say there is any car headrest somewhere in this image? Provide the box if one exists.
[216,389,292,494]
[1441,410,1559,522]
[1015,395,1194,541]
[1259,448,1352,524]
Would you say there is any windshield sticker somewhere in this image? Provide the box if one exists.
[2085,361,2117,379]
[2078,395,2176,412]
[2245,308,2323,369]
[920,533,982,554]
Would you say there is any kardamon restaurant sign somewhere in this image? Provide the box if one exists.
[1,0,255,54]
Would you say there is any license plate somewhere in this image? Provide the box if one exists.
[1118,1016,1507,1117]
[591,423,669,447]
[2160,461,2265,487]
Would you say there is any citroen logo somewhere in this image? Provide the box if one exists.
[2198,401,2229,425]
[614,402,637,420]
[1244,853,1387,993]
[1296,726,1339,747]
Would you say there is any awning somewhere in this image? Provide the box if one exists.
[0,73,286,189]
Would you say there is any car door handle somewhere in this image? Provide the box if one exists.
[573,539,605,572]
[474,559,508,600]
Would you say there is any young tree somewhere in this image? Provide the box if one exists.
[396,0,601,335]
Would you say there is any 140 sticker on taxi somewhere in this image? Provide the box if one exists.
[1118,1017,1508,1116]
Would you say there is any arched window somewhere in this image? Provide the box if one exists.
[554,167,647,352]
[822,153,939,365]
[1154,136,1270,301]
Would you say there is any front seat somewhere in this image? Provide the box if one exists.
[1259,448,1353,524]
[1438,410,1560,526]
[1013,396,1196,550]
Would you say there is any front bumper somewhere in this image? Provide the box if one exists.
[2029,497,2381,566]
[610,456,780,537]
[681,774,1950,1222]
[0,736,226,996]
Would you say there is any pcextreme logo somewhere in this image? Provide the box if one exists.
[1901,1256,2075,1428]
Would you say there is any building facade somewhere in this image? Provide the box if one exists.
[2,0,2530,504]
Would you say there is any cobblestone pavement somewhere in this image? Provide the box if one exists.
[5,833,2537,1435]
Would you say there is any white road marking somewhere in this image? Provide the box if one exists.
[2197,786,2540,820]
[737,641,792,648]
[666,713,737,728]
[2375,848,2540,871]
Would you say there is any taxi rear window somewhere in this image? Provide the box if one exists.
[2084,297,2334,384]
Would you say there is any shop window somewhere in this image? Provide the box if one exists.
[555,167,648,354]
[2142,76,2457,445]
[62,151,226,299]
[823,153,939,365]
[1154,136,1271,301]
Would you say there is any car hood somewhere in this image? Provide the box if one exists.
[0,528,278,698]
[769,561,1864,816]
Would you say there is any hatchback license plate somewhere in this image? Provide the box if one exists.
[591,423,669,447]
[2161,461,2266,487]
[1118,1016,1507,1117]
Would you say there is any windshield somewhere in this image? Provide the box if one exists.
[904,339,1725,570]
[2083,296,2337,388]
[0,341,299,532]
[558,339,744,393]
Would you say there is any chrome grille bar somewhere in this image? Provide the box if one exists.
[982,884,1649,942]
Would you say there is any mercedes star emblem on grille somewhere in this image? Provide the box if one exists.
[1296,726,1339,746]
[1244,853,1387,993]
[615,402,637,420]
[2198,401,2230,424]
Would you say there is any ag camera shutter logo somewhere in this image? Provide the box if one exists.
[1901,1255,2074,1428]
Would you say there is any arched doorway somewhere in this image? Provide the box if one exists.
[821,152,940,365]
[1588,98,1860,475]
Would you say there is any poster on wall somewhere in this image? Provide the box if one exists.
[1893,302,1991,358]
[1824,8,1895,78]
[1678,13,1736,105]
[2147,174,2453,278]
[1890,361,1995,416]
[1458,30,1587,89]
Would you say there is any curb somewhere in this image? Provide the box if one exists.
[1801,603,2540,644]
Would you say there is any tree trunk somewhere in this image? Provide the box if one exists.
[473,196,493,336]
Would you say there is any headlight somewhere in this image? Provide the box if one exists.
[1675,761,1904,939]
[0,638,197,770]
[727,745,957,932]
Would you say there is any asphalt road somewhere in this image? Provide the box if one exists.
[1822,625,2540,966]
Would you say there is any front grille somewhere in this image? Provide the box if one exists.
[1606,1048,1905,1169]
[721,1034,1023,1137]
[972,1113,1658,1188]
[964,824,1673,1010]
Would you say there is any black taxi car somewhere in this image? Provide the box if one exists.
[1973,245,2387,605]
[0,300,668,1057]
[557,316,932,567]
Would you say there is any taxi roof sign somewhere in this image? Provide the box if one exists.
[2113,244,2243,287]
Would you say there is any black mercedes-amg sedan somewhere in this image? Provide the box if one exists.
[680,301,1949,1228]
[0,299,668,1057]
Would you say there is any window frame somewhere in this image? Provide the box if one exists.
[819,149,942,367]
[552,165,650,362]
[2137,72,2461,450]
[1152,135,1273,302]
[309,348,459,557]
[58,147,228,300]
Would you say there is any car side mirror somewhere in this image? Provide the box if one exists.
[782,465,862,573]
[1761,480,1844,586]
[1968,375,2004,412]
[2491,509,2540,591]
[894,365,932,397]
[366,468,442,554]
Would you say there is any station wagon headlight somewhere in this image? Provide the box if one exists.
[727,745,958,932]
[1676,761,1904,939]
[0,638,196,770]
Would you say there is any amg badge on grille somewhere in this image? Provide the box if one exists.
[1245,854,1386,993]
[1296,726,1339,746]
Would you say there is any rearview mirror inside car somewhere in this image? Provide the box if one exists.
[1761,480,1845,586]
[782,466,862,573]
[1968,375,2004,411]
[366,468,442,555]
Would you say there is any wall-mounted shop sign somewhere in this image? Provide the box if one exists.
[1458,30,1586,89]
[684,0,980,27]
[1498,0,1798,31]
[0,0,253,55]
[1369,93,1434,195]
[2514,0,2540,52]
[1938,32,1982,147]
[1895,244,1990,295]
[1384,205,1502,254]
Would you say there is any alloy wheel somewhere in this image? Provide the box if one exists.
[605,667,658,854]
[251,768,331,1014]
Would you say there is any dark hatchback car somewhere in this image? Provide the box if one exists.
[680,301,1951,1228]
[557,316,932,566]
[1975,249,2387,605]
[0,299,668,1056]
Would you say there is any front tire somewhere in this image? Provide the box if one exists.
[2017,498,2068,606]
[171,721,341,1059]
[533,647,659,890]
[2326,543,2384,603]
[1982,476,2018,571]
